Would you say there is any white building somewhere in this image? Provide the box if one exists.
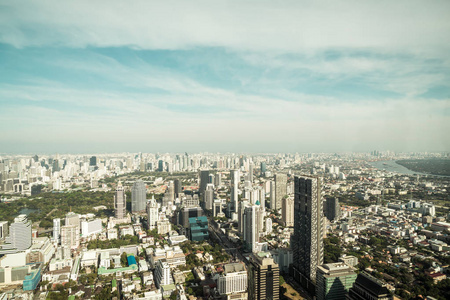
[81,219,102,237]
[147,196,159,230]
[53,218,61,243]
[218,262,248,295]
[154,259,173,288]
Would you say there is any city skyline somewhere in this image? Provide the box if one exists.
[1,1,449,153]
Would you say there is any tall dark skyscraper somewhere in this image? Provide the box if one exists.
[260,162,266,176]
[199,170,210,197]
[325,197,341,222]
[114,182,127,219]
[131,180,146,212]
[174,179,181,197]
[292,175,324,295]
[89,156,97,166]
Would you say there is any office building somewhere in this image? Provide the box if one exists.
[274,174,287,210]
[248,252,280,300]
[230,170,240,212]
[52,218,60,243]
[61,224,79,249]
[347,272,393,300]
[199,170,210,197]
[131,180,147,212]
[260,162,266,176]
[8,215,32,251]
[292,175,324,294]
[174,179,182,197]
[282,196,294,227]
[316,263,357,300]
[325,197,341,222]
[244,205,258,252]
[81,219,102,237]
[218,262,248,297]
[115,182,127,219]
[205,183,214,211]
[188,216,209,241]
[89,156,97,166]
[178,207,203,229]
[147,196,159,230]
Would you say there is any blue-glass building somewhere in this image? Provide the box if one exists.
[188,216,209,241]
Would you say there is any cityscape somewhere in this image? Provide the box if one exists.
[1,1,450,300]
[0,152,449,300]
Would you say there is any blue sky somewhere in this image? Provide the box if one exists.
[1,0,449,154]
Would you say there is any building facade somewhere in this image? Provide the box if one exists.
[292,175,324,295]
[131,180,147,212]
[248,252,279,300]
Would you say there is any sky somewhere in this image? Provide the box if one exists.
[1,0,449,154]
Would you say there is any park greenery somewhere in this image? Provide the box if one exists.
[0,191,114,225]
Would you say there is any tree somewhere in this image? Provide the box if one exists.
[121,252,128,266]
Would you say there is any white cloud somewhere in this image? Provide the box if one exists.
[1,0,449,55]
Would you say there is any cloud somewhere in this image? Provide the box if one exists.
[1,0,449,54]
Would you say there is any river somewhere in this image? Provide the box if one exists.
[369,160,432,176]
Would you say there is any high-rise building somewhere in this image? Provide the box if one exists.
[282,196,294,227]
[347,272,393,300]
[230,170,240,213]
[244,205,258,252]
[89,156,97,166]
[249,163,254,182]
[274,174,287,210]
[316,263,357,300]
[199,170,210,197]
[174,179,182,197]
[8,215,32,250]
[131,180,147,212]
[205,183,214,211]
[292,175,324,295]
[114,182,127,219]
[147,196,159,230]
[248,252,280,300]
[61,224,79,249]
[260,162,267,176]
[325,197,341,222]
[155,259,173,288]
[238,200,249,236]
[218,262,248,298]
[53,218,61,243]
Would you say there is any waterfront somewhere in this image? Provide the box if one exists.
[369,160,450,177]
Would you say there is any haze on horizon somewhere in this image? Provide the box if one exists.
[1,0,449,154]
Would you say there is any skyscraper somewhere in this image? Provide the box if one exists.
[8,215,32,250]
[325,197,341,222]
[248,252,280,300]
[115,182,126,219]
[205,183,214,211]
[147,196,158,230]
[244,205,258,252]
[174,179,182,197]
[131,180,146,212]
[292,175,324,295]
[230,169,239,213]
[282,196,294,227]
[53,218,61,243]
[199,170,210,197]
[260,162,267,176]
[274,173,287,210]
[316,263,357,300]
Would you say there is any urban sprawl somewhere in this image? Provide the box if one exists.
[0,152,449,300]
